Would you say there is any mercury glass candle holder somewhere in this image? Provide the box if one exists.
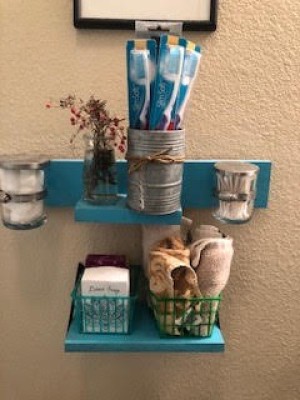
[0,155,49,230]
[213,162,260,224]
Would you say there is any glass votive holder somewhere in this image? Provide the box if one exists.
[213,162,260,224]
[0,155,49,230]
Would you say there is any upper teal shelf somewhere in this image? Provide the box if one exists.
[65,302,225,353]
[45,159,272,209]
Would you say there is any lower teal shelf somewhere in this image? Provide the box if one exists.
[65,302,225,353]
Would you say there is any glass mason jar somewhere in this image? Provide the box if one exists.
[0,155,49,230]
[83,133,119,205]
[213,162,260,224]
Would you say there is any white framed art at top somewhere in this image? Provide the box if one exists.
[74,0,218,31]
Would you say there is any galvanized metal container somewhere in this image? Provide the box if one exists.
[126,129,185,215]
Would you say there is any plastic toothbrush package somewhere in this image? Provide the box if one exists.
[149,35,185,131]
[126,39,157,130]
[126,35,202,131]
[171,41,202,130]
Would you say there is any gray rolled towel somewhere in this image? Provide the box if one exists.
[192,225,223,241]
[189,226,234,336]
[190,235,234,297]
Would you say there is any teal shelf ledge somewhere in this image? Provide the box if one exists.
[45,159,272,209]
[75,196,182,225]
[65,302,225,353]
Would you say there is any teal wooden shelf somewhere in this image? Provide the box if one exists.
[75,196,182,224]
[65,302,225,353]
[45,159,272,209]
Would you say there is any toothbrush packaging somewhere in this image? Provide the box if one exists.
[127,39,157,130]
[126,35,202,132]
[171,41,202,130]
[149,35,185,131]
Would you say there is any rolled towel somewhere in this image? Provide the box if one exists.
[149,252,176,298]
[149,251,199,298]
[149,250,201,335]
[189,232,234,336]
[154,236,190,265]
[192,225,223,240]
[180,216,193,243]
[155,236,186,251]
[142,217,192,277]
[189,236,233,297]
[142,225,180,278]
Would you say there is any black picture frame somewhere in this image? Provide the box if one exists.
[74,0,218,31]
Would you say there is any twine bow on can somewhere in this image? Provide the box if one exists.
[126,148,185,174]
[0,190,11,203]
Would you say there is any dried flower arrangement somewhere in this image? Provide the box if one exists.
[47,95,126,203]
[46,94,126,152]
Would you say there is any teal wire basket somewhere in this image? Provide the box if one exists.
[71,266,138,335]
[149,291,222,338]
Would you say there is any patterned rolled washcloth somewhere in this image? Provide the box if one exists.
[142,217,192,278]
[189,227,234,336]
[149,236,202,335]
[154,236,190,264]
[149,236,194,300]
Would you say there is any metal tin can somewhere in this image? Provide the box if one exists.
[126,129,185,215]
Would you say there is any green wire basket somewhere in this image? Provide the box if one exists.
[149,291,222,338]
[71,266,138,335]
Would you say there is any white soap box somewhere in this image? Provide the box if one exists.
[80,267,130,334]
[81,266,130,297]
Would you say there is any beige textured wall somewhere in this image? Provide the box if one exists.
[0,1,299,399]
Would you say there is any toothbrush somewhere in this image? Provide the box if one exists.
[174,48,201,130]
[129,50,151,129]
[130,50,150,129]
[157,46,184,131]
[139,53,151,130]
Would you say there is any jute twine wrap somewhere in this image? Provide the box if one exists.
[126,148,185,174]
